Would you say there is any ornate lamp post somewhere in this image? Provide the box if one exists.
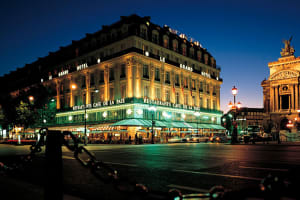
[148,106,156,144]
[228,86,242,144]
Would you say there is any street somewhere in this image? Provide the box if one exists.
[1,143,300,199]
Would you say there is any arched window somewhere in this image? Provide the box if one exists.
[152,30,159,44]
[140,25,148,39]
[163,35,169,48]
[173,40,178,52]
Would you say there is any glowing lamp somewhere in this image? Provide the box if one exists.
[28,96,34,101]
[237,102,242,109]
[232,86,238,95]
[228,101,233,108]
[71,83,77,90]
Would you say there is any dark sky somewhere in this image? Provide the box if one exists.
[1,0,300,112]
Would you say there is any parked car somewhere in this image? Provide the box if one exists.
[243,133,272,144]
[185,134,209,143]
[210,133,228,143]
[168,136,182,143]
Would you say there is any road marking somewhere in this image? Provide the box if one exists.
[104,161,138,167]
[173,169,261,181]
[167,184,209,193]
[62,155,76,160]
[239,166,288,172]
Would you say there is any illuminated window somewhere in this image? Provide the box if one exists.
[144,85,149,98]
[184,78,188,88]
[182,45,186,56]
[99,70,104,83]
[100,88,104,101]
[163,35,169,48]
[189,48,194,58]
[165,72,170,84]
[140,26,147,39]
[197,51,202,62]
[152,31,159,44]
[207,98,210,109]
[90,74,95,86]
[176,92,179,104]
[120,64,126,78]
[192,96,195,106]
[200,97,203,108]
[192,79,195,90]
[173,40,178,52]
[155,88,161,100]
[143,65,149,78]
[166,90,170,102]
[109,68,114,81]
[121,85,126,98]
[109,87,114,100]
[184,94,188,105]
[155,68,160,81]
[175,74,179,86]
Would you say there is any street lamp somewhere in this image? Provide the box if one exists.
[148,106,156,144]
[228,86,242,144]
[194,112,200,135]
[71,83,99,145]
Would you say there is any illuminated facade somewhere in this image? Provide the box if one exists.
[2,15,223,141]
[262,38,300,131]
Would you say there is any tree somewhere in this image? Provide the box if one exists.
[15,101,36,131]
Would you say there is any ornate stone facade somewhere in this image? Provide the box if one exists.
[262,39,300,131]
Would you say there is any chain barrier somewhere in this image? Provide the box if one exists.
[0,127,48,173]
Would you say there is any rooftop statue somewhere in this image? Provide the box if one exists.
[280,36,295,57]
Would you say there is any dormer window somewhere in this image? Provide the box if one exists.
[163,35,169,48]
[173,40,178,52]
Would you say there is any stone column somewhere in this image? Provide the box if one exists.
[291,84,295,110]
[274,85,278,111]
[55,80,61,109]
[134,63,142,98]
[104,66,109,101]
[270,86,274,112]
[150,64,155,100]
[171,71,175,104]
[296,84,299,110]
[85,72,90,104]
[161,66,165,101]
[69,76,75,107]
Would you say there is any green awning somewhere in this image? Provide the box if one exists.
[210,124,226,130]
[153,120,167,127]
[111,119,151,127]
[165,122,192,128]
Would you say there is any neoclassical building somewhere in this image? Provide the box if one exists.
[1,15,224,141]
[262,38,300,130]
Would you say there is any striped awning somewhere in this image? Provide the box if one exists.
[111,119,152,127]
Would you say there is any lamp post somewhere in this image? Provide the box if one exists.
[71,83,99,145]
[148,106,156,144]
[228,86,241,144]
[194,112,200,135]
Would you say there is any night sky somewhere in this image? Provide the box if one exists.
[1,0,300,112]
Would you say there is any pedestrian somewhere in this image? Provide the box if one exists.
[129,135,132,144]
[135,133,138,145]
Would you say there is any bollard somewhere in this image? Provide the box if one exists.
[45,130,63,200]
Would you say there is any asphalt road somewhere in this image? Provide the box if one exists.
[1,143,300,199]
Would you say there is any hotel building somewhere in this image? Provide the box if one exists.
[1,15,224,142]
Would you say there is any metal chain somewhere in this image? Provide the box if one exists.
[0,127,47,173]
[62,131,149,194]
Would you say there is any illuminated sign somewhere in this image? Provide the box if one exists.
[180,64,193,72]
[72,98,125,111]
[143,98,200,111]
[201,72,211,78]
[160,57,165,62]
[77,63,88,71]
[58,70,69,77]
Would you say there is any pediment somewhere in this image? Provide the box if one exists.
[269,70,299,80]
